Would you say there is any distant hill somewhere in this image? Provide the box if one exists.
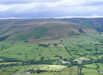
[0,19,98,42]
[61,18,103,32]
[0,19,103,63]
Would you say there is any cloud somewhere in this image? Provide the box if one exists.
[0,0,103,18]
[0,0,59,4]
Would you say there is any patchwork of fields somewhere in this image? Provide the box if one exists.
[0,19,103,75]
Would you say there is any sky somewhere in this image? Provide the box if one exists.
[0,0,103,18]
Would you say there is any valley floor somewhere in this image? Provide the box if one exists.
[0,63,103,75]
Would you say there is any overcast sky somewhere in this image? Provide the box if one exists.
[0,0,103,18]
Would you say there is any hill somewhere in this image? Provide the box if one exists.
[0,19,97,42]
[0,19,103,75]
[62,18,103,32]
[0,19,102,62]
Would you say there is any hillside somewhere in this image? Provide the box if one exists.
[0,18,102,62]
[62,18,103,32]
[0,19,103,75]
[0,19,97,42]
